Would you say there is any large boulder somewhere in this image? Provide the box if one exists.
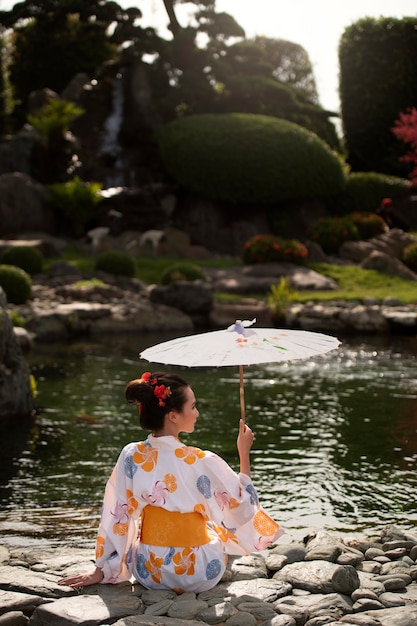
[0,288,33,420]
[0,173,54,236]
[361,250,417,280]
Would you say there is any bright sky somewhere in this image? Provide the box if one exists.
[1,0,416,113]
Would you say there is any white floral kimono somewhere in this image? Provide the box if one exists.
[95,434,283,592]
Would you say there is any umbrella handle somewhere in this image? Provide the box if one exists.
[239,364,245,422]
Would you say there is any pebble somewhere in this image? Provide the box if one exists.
[1,524,417,626]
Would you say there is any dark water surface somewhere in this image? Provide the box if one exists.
[1,331,417,548]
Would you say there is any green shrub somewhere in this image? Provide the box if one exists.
[8,310,25,327]
[0,246,44,275]
[158,113,346,204]
[344,172,410,212]
[27,97,84,147]
[95,251,136,277]
[309,217,359,253]
[0,264,32,304]
[345,212,386,240]
[267,277,298,322]
[161,262,206,284]
[242,234,308,265]
[402,243,417,272]
[47,176,103,237]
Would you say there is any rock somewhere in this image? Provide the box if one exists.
[268,543,307,565]
[0,173,53,236]
[148,281,214,319]
[205,263,338,294]
[304,531,343,562]
[362,606,417,625]
[368,228,416,258]
[0,610,30,626]
[274,592,353,623]
[0,288,33,420]
[229,554,268,580]
[0,590,45,614]
[30,593,145,626]
[339,241,375,263]
[273,561,360,594]
[2,525,417,626]
[168,598,208,620]
[286,301,417,335]
[361,250,417,280]
[196,600,236,622]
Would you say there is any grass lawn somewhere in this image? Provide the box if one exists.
[55,246,417,305]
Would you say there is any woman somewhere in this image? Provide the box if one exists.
[59,371,283,592]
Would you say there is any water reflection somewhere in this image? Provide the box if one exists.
[1,332,416,547]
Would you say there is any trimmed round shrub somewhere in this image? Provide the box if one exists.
[0,264,32,304]
[0,246,44,275]
[344,172,410,212]
[95,251,136,277]
[161,262,206,284]
[158,113,346,203]
[242,234,308,265]
[309,216,359,253]
[345,212,386,240]
[402,243,417,272]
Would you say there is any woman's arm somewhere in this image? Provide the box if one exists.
[237,418,254,478]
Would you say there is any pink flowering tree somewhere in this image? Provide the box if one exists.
[392,107,417,185]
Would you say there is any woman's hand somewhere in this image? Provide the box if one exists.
[58,566,104,588]
[237,418,254,477]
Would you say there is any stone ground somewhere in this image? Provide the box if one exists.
[1,525,417,625]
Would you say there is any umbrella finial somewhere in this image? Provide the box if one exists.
[227,318,257,337]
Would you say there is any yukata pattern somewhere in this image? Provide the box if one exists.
[95,434,283,593]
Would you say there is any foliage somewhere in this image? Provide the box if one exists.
[345,212,386,240]
[1,0,338,149]
[212,36,340,150]
[391,107,417,185]
[29,374,38,399]
[158,113,346,203]
[74,278,106,289]
[95,250,136,278]
[0,264,32,304]
[47,176,103,237]
[402,242,417,272]
[161,262,206,284]
[8,309,25,327]
[242,234,308,265]
[344,172,410,212]
[0,31,13,134]
[309,217,359,253]
[1,0,122,126]
[0,246,44,275]
[339,16,417,176]
[27,97,84,147]
[267,277,298,321]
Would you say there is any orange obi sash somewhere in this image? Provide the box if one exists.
[140,504,211,547]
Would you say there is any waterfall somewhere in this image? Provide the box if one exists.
[100,73,126,188]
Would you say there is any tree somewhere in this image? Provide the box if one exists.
[151,4,339,148]
[392,107,417,185]
[0,0,143,127]
[339,16,417,176]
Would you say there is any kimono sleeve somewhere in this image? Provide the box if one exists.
[95,444,141,583]
[198,453,284,555]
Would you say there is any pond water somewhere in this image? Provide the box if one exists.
[1,331,417,549]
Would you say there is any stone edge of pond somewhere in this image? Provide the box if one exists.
[1,524,417,626]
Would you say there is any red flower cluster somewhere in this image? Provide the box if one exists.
[140,372,172,407]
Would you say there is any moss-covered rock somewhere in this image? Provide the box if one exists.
[158,113,346,203]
